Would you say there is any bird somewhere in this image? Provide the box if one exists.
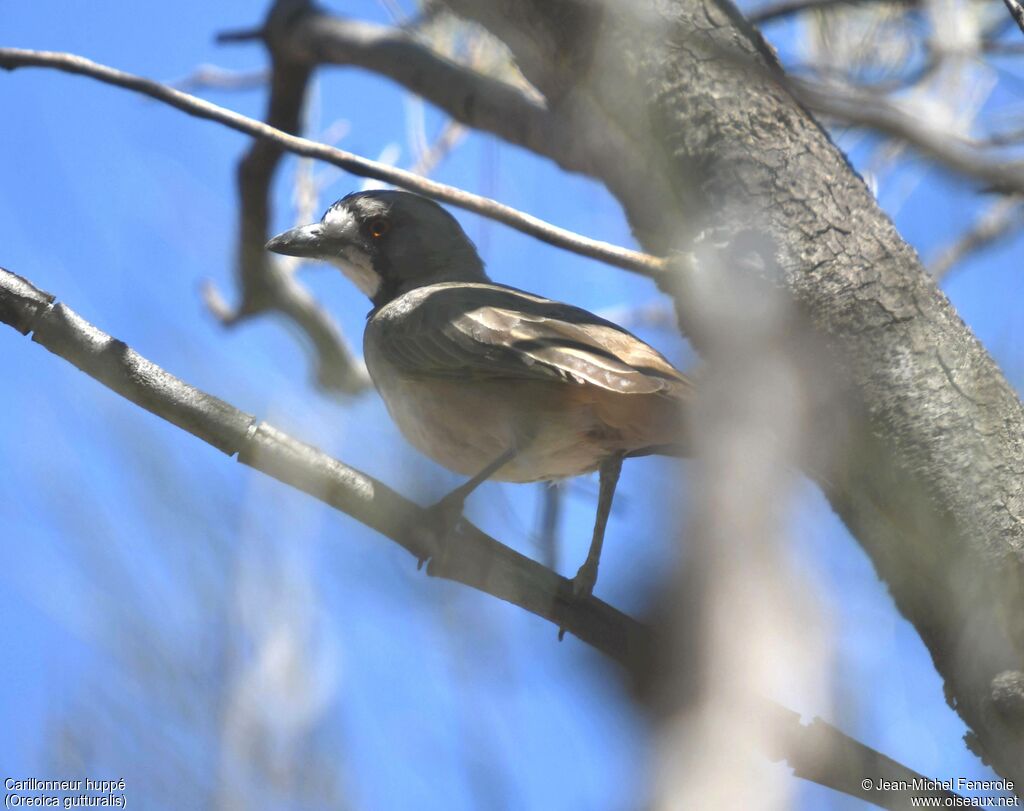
[266,190,691,598]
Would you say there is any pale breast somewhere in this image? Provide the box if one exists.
[364,342,609,481]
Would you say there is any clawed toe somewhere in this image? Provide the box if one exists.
[432,492,466,532]
[570,563,598,600]
[557,568,596,643]
[555,566,596,642]
[412,493,466,569]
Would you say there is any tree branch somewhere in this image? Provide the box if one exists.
[930,198,1024,281]
[207,48,371,393]
[0,47,666,279]
[793,78,1024,194]
[0,265,639,661]
[0,264,965,811]
[257,5,570,170]
[196,0,371,393]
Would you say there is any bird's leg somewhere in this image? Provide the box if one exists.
[571,453,624,598]
[417,447,518,569]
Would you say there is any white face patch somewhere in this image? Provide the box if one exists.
[328,252,381,298]
[322,205,382,298]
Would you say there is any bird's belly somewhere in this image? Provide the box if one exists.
[367,364,607,482]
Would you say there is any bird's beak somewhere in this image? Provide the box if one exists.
[265,223,326,258]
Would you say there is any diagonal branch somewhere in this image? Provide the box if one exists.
[1002,0,1024,38]
[0,264,965,811]
[930,198,1024,281]
[793,78,1024,194]
[0,265,640,661]
[0,47,666,279]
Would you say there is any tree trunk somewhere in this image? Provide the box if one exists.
[444,0,1024,785]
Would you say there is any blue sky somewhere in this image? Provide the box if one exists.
[2,2,1023,809]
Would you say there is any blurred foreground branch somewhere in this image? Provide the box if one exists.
[0,265,963,810]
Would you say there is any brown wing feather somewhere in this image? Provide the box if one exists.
[367,282,690,400]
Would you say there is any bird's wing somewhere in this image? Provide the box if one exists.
[369,283,690,398]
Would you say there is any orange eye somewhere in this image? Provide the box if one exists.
[368,218,391,238]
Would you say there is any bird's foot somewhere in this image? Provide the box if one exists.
[412,491,466,572]
[556,561,599,642]
[570,559,598,600]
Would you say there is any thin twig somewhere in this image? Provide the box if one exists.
[216,26,265,43]
[0,48,667,278]
[172,64,269,92]
[930,198,1024,280]
[410,120,467,177]
[0,265,967,811]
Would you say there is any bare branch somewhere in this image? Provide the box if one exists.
[930,198,1024,280]
[0,47,667,279]
[410,119,467,177]
[207,53,370,393]
[216,26,264,44]
[0,264,968,811]
[255,8,574,166]
[793,78,1024,194]
[0,265,637,658]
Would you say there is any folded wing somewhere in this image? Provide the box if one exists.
[369,283,690,400]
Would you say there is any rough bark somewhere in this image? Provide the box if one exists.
[441,0,1024,786]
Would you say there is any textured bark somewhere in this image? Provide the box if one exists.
[443,0,1024,786]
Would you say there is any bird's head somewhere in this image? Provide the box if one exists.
[266,190,487,307]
